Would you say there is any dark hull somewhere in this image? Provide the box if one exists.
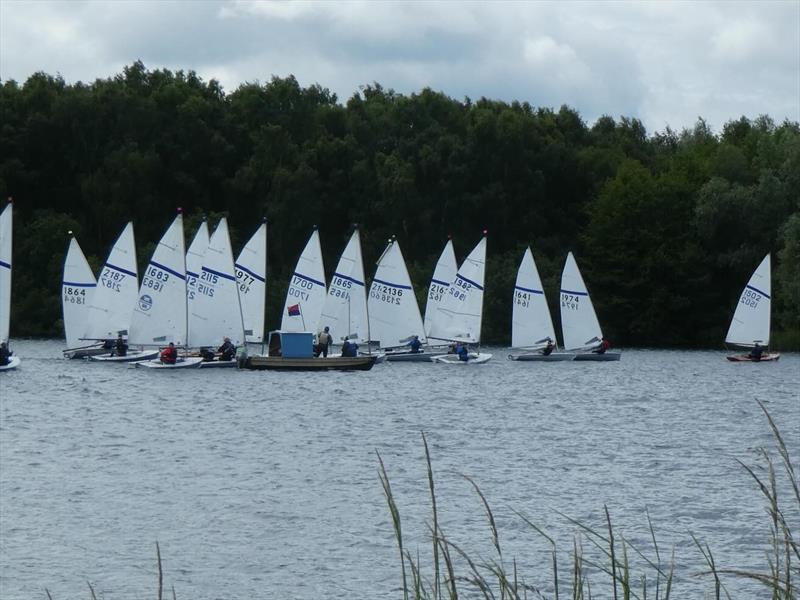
[573,352,621,362]
[244,355,377,371]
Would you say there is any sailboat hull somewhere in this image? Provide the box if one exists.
[432,353,493,365]
[63,344,108,359]
[573,352,621,361]
[135,357,204,369]
[89,350,159,363]
[726,353,780,362]
[0,356,21,371]
[384,350,446,362]
[508,352,575,362]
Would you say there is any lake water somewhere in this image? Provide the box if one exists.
[1,340,798,599]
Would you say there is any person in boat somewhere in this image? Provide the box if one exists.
[316,326,332,358]
[542,338,555,356]
[748,342,764,361]
[200,347,215,361]
[102,338,114,351]
[112,334,128,357]
[409,335,422,353]
[217,337,236,361]
[341,338,359,357]
[593,338,611,354]
[456,342,469,362]
[0,342,10,366]
[160,342,178,365]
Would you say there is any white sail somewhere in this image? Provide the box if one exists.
[186,219,210,305]
[0,202,12,343]
[129,213,188,346]
[560,252,603,351]
[83,222,139,340]
[368,239,426,348]
[725,254,771,347]
[235,220,267,343]
[423,239,457,337]
[188,218,245,348]
[319,229,369,343]
[428,235,487,344]
[281,229,327,333]
[512,247,557,348]
[62,236,97,349]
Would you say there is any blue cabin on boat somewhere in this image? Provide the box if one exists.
[268,331,314,358]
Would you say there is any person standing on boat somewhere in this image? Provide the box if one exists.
[160,342,177,364]
[748,343,764,361]
[0,342,10,366]
[316,326,332,357]
[542,338,554,356]
[217,337,236,361]
[409,335,422,353]
[113,334,128,357]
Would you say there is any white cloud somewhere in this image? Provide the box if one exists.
[0,0,797,132]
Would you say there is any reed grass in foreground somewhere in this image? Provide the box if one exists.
[377,400,798,600]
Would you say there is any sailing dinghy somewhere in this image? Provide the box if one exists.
[87,223,158,363]
[280,227,327,333]
[725,254,779,362]
[369,238,436,362]
[61,234,104,359]
[0,200,20,371]
[319,228,370,347]
[508,247,574,361]
[236,219,267,348]
[428,233,493,364]
[559,252,620,361]
[130,210,202,369]
[189,217,246,368]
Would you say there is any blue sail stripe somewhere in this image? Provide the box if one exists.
[187,271,199,278]
[515,285,544,295]
[333,272,365,287]
[373,278,412,290]
[293,272,325,288]
[746,284,770,299]
[0,260,10,269]
[151,261,186,280]
[235,263,266,283]
[105,262,136,278]
[456,274,484,291]
[202,266,236,282]
[431,279,450,286]
[63,281,96,288]
[561,289,589,296]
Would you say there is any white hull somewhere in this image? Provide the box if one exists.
[135,357,204,369]
[0,356,21,371]
[89,350,159,363]
[432,352,493,365]
[508,352,575,362]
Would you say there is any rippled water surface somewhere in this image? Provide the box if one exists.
[1,340,798,599]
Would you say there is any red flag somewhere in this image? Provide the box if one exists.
[287,303,301,316]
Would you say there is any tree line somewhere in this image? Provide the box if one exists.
[1,61,797,348]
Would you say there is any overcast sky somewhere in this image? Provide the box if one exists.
[1,0,798,134]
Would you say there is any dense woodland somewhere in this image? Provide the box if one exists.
[1,61,798,348]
